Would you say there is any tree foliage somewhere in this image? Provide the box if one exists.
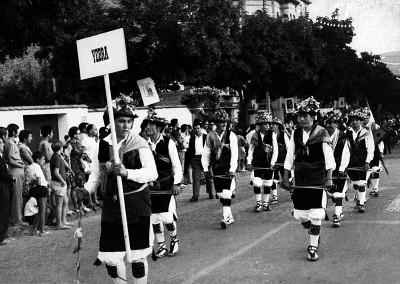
[1,2,399,115]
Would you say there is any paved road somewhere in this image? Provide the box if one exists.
[1,147,400,284]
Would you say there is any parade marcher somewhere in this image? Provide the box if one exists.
[144,109,183,258]
[363,108,385,197]
[202,109,238,229]
[368,123,384,197]
[346,108,374,213]
[78,94,158,284]
[247,111,278,212]
[282,97,335,261]
[270,117,290,205]
[323,111,350,227]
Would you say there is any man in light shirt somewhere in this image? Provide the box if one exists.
[186,121,208,201]
[78,95,158,284]
[282,97,335,261]
[144,110,183,259]
[345,108,375,213]
[202,109,238,229]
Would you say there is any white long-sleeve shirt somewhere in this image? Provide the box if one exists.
[284,128,336,171]
[330,129,350,172]
[202,131,238,173]
[347,127,375,163]
[247,131,278,166]
[84,131,158,194]
[148,135,183,185]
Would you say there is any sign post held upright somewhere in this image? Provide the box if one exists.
[77,28,132,261]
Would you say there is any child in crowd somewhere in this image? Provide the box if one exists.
[25,151,51,236]
[50,141,72,230]
[62,144,77,214]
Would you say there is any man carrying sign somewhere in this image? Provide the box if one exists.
[77,95,158,284]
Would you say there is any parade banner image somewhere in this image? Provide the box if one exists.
[137,77,160,106]
[285,98,295,113]
[76,28,128,80]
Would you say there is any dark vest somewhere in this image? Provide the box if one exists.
[347,129,368,167]
[333,131,348,174]
[252,130,273,167]
[276,130,287,164]
[211,130,232,175]
[98,139,151,224]
[152,136,174,193]
[293,127,325,186]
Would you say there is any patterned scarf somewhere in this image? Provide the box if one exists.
[207,130,227,161]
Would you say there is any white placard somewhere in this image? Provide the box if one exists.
[77,28,128,80]
[285,98,295,113]
[137,77,160,106]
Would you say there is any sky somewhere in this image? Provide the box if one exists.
[308,0,400,55]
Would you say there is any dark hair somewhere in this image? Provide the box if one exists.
[249,124,256,131]
[193,118,202,125]
[170,118,178,127]
[79,122,89,134]
[68,126,79,138]
[40,125,53,137]
[51,140,64,152]
[7,123,19,137]
[86,124,95,133]
[140,121,147,132]
[181,124,188,132]
[18,129,32,142]
[64,135,70,141]
[0,127,7,139]
[99,127,109,140]
[193,121,202,127]
[32,151,45,162]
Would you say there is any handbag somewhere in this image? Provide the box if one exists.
[80,155,92,174]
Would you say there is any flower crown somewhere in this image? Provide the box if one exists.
[255,111,272,124]
[272,117,282,125]
[111,93,138,117]
[297,96,320,114]
[212,109,230,122]
[144,108,169,126]
[323,109,342,122]
[348,108,367,120]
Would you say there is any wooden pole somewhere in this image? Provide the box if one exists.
[104,73,132,262]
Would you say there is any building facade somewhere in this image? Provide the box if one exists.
[240,0,311,19]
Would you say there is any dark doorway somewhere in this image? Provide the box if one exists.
[23,114,59,152]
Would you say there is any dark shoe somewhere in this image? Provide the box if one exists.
[189,197,198,202]
[253,202,263,212]
[332,214,340,227]
[262,202,272,211]
[307,245,319,261]
[358,204,366,213]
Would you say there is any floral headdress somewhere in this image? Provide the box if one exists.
[323,109,342,123]
[297,96,320,115]
[255,111,272,125]
[348,108,367,120]
[103,93,138,126]
[212,109,230,122]
[143,107,169,126]
[271,117,283,125]
[363,107,372,118]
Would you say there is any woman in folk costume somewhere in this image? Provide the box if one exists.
[363,107,385,197]
[143,109,183,258]
[202,109,238,229]
[282,96,335,261]
[79,94,158,284]
[323,110,350,227]
[345,108,374,213]
[247,111,278,212]
[270,117,290,205]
